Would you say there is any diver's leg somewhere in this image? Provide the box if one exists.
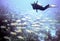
[43,4,49,10]
[49,4,56,8]
[36,9,38,12]
[44,4,56,8]
[39,4,56,10]
[39,4,49,10]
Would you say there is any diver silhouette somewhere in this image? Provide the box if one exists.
[31,1,56,12]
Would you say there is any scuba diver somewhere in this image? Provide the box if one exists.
[31,1,56,12]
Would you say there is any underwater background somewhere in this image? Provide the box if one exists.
[0,0,60,41]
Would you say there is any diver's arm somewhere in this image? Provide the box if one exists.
[36,9,38,12]
[36,1,38,4]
